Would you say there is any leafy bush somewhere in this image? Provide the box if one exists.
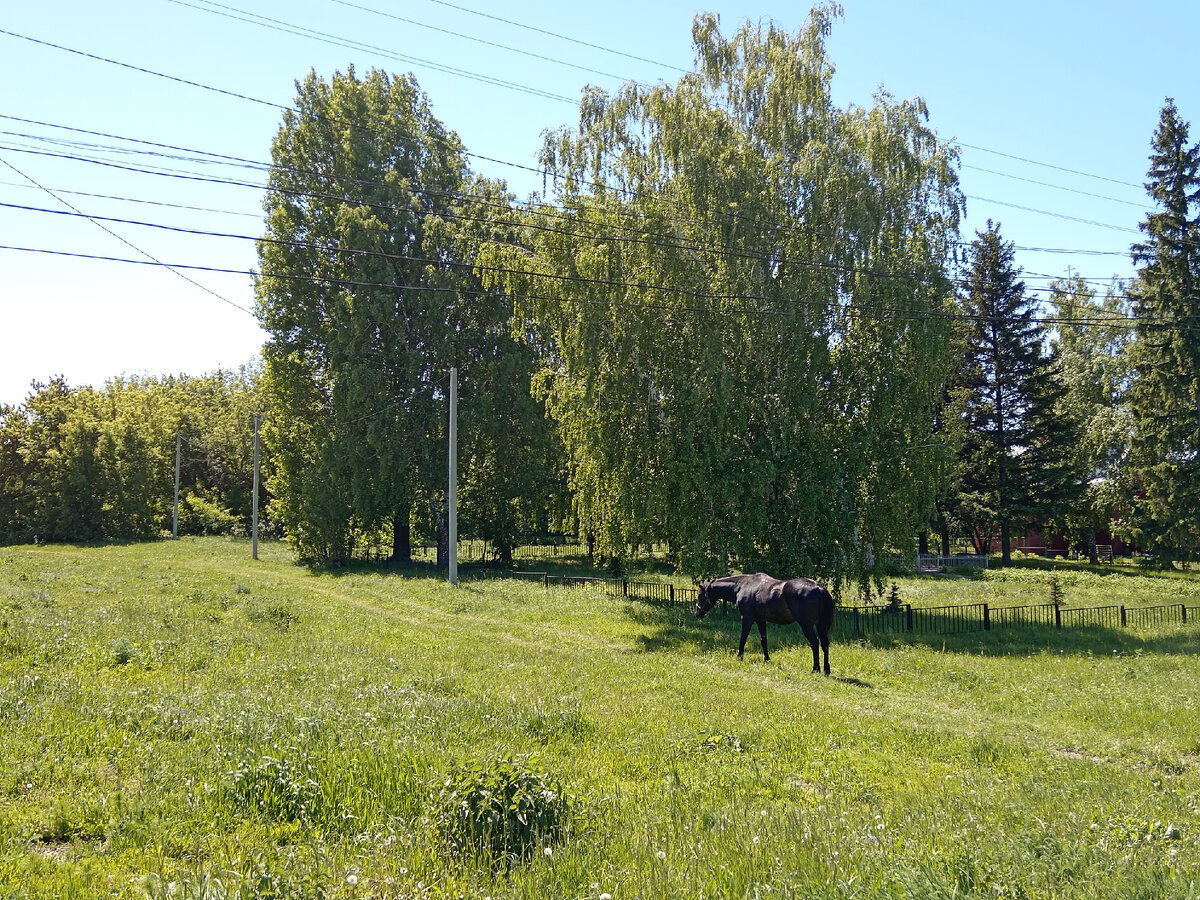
[228,751,323,824]
[111,637,136,666]
[434,756,571,863]
[180,490,242,536]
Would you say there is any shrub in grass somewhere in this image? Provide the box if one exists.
[111,636,136,666]
[246,600,299,631]
[434,756,571,864]
[228,750,323,824]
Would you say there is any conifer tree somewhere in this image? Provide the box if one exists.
[956,223,1082,565]
[1128,99,1200,564]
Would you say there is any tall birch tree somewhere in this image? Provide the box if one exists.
[482,6,963,586]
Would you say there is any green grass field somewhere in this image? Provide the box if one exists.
[2,539,1198,898]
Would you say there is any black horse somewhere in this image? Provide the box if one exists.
[695,573,834,673]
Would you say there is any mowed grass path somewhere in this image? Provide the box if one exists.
[1,539,1198,898]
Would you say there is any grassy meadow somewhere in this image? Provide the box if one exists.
[1,539,1199,898]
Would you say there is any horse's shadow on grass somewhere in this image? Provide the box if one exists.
[627,604,868,676]
[624,599,1200,669]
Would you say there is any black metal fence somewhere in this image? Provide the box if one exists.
[499,572,1200,639]
[844,601,1197,637]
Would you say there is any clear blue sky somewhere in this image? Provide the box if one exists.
[2,0,1196,407]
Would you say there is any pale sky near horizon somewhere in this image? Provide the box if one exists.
[2,0,1196,408]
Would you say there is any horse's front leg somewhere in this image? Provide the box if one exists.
[737,616,754,660]
[757,619,770,661]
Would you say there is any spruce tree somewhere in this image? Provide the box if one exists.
[1128,99,1200,564]
[956,222,1082,565]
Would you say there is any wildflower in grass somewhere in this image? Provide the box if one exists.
[544,846,553,859]
[656,850,666,861]
[346,874,358,886]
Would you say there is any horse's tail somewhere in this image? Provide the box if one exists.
[819,587,836,633]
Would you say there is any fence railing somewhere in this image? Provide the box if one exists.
[499,572,1200,639]
[915,553,989,571]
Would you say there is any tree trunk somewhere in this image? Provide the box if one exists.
[1000,520,1012,567]
[436,504,448,569]
[391,513,412,565]
[918,530,930,556]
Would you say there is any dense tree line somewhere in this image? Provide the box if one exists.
[3,10,1198,581]
[0,371,261,543]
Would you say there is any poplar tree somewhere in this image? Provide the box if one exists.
[1127,99,1200,564]
[256,68,553,563]
[255,68,467,562]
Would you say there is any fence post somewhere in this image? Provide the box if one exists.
[1120,606,1127,627]
[543,573,548,588]
[983,604,990,631]
[1183,604,1188,624]
[623,580,629,597]
[669,584,675,604]
[852,607,860,637]
[906,604,914,632]
[1055,605,1062,628]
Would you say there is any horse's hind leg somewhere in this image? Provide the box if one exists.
[800,623,820,673]
[820,626,831,675]
[757,619,770,661]
[737,617,754,660]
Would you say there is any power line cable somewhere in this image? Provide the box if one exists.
[0,154,252,315]
[418,0,687,72]
[0,179,261,218]
[1,240,1144,331]
[326,0,633,83]
[3,26,1155,262]
[962,163,1148,209]
[0,135,1145,305]
[164,0,576,104]
[959,141,1144,191]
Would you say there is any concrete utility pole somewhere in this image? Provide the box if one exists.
[172,432,181,539]
[448,367,458,586]
[252,412,260,560]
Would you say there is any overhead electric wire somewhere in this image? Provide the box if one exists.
[958,141,1144,191]
[164,0,576,104]
[419,0,687,72]
[962,163,1148,209]
[0,240,1146,332]
[0,127,1149,312]
[0,26,1156,263]
[0,179,261,218]
[0,154,252,315]
[965,194,1143,235]
[0,12,1171,323]
[3,125,1146,296]
[0,28,283,112]
[327,0,633,83]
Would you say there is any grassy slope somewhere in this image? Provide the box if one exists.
[0,539,1198,899]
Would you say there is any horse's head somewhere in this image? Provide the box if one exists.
[695,582,717,619]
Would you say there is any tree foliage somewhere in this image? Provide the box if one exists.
[0,372,261,544]
[255,68,554,563]
[1048,275,1133,561]
[481,7,963,586]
